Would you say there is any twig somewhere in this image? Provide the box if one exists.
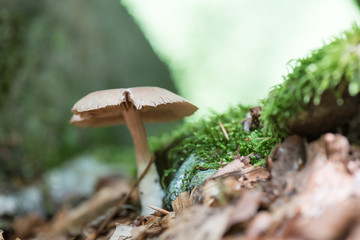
[147,205,170,215]
[219,158,224,168]
[212,164,261,180]
[235,145,241,159]
[219,121,229,140]
[87,155,156,240]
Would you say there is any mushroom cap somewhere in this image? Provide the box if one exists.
[71,87,198,126]
[70,114,123,127]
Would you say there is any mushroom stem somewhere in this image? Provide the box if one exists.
[123,106,152,173]
[123,106,164,215]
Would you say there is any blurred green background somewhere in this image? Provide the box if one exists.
[0,0,359,186]
[0,0,177,185]
[123,0,360,117]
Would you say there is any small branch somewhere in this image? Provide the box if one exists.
[219,121,229,141]
[87,155,156,240]
[219,158,224,168]
[235,145,241,159]
[147,205,170,215]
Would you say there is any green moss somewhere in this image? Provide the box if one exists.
[150,25,360,205]
[151,104,280,206]
[261,24,360,138]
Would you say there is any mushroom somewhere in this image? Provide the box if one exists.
[70,87,198,215]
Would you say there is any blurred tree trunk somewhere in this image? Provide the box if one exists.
[0,0,177,186]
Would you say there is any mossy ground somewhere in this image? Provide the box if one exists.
[261,24,360,138]
[151,24,360,207]
[150,104,280,206]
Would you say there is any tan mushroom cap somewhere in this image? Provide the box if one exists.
[71,87,198,126]
[70,114,123,127]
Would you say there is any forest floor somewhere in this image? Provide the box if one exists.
[3,131,360,240]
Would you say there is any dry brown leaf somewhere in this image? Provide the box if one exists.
[160,212,175,229]
[159,205,231,240]
[271,135,306,178]
[171,191,192,214]
[347,222,360,240]
[109,224,133,240]
[246,134,360,239]
[242,166,270,188]
[212,158,245,179]
[52,179,132,235]
[191,173,268,208]
[132,225,147,240]
[145,216,162,229]
[159,190,262,240]
[291,134,356,217]
[193,179,221,207]
[287,198,360,240]
[227,190,262,227]
[246,211,273,238]
[131,212,176,239]
[13,214,45,239]
[323,133,350,161]
[189,152,269,208]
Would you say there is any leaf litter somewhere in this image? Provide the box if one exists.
[5,121,360,240]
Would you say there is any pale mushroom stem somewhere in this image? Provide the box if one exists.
[123,106,164,215]
[123,106,152,172]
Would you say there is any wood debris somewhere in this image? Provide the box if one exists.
[171,191,192,215]
[219,121,230,140]
[147,205,170,216]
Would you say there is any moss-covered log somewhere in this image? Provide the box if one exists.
[261,25,360,139]
[151,104,280,208]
